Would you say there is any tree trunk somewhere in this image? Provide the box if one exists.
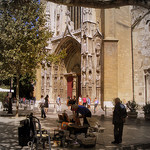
[16,74,20,117]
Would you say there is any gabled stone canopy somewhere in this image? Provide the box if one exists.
[47,0,150,9]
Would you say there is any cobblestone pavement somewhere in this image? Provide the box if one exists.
[0,103,150,150]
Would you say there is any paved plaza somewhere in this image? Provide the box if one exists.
[0,103,150,150]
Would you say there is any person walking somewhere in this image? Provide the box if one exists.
[94,97,99,113]
[56,95,61,112]
[44,95,49,115]
[112,97,127,144]
[40,95,46,118]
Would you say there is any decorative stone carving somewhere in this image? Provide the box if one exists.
[144,68,150,74]
[96,73,101,87]
[54,65,58,74]
[83,8,92,15]
[95,40,101,88]
[42,76,44,90]
[82,34,87,54]
[88,54,92,71]
[65,10,74,32]
[82,25,88,36]
[41,89,44,96]
[46,77,50,89]
[95,43,101,56]
[72,64,80,74]
[60,76,63,87]
[82,55,86,74]
[96,87,101,101]
[82,71,86,87]
[88,87,92,97]
[88,70,92,86]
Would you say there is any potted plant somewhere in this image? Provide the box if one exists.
[126,100,138,119]
[143,103,150,120]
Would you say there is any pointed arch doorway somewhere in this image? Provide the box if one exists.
[55,36,81,100]
[52,35,81,100]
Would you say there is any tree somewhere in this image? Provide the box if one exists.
[0,0,66,116]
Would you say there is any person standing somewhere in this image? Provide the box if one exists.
[86,95,91,109]
[112,97,127,144]
[3,94,9,111]
[8,94,12,114]
[72,95,77,104]
[56,95,61,112]
[78,95,82,105]
[40,95,46,118]
[82,96,87,107]
[44,95,49,115]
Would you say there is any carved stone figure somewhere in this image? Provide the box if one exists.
[95,43,101,56]
[82,34,87,54]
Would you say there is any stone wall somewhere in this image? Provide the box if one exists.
[103,7,132,103]
[132,7,150,105]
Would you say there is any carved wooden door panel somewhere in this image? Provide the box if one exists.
[67,76,73,99]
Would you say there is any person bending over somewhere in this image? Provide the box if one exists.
[71,104,92,126]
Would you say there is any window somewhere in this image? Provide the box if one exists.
[68,6,81,30]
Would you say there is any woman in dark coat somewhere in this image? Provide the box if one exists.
[44,95,49,115]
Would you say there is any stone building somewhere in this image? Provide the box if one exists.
[34,1,133,107]
[131,7,150,105]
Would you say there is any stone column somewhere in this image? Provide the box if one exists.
[103,9,118,101]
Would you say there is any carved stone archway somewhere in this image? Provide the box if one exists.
[53,36,81,100]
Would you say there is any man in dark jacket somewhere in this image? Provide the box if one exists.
[112,97,127,144]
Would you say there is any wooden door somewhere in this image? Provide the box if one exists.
[67,76,73,99]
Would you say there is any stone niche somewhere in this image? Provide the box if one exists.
[144,68,150,104]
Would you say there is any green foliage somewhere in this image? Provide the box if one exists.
[45,48,67,66]
[19,74,35,99]
[0,0,51,79]
[0,0,67,79]
[126,100,138,112]
[143,103,150,114]
[0,0,67,114]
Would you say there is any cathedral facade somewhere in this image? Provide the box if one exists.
[35,2,133,107]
